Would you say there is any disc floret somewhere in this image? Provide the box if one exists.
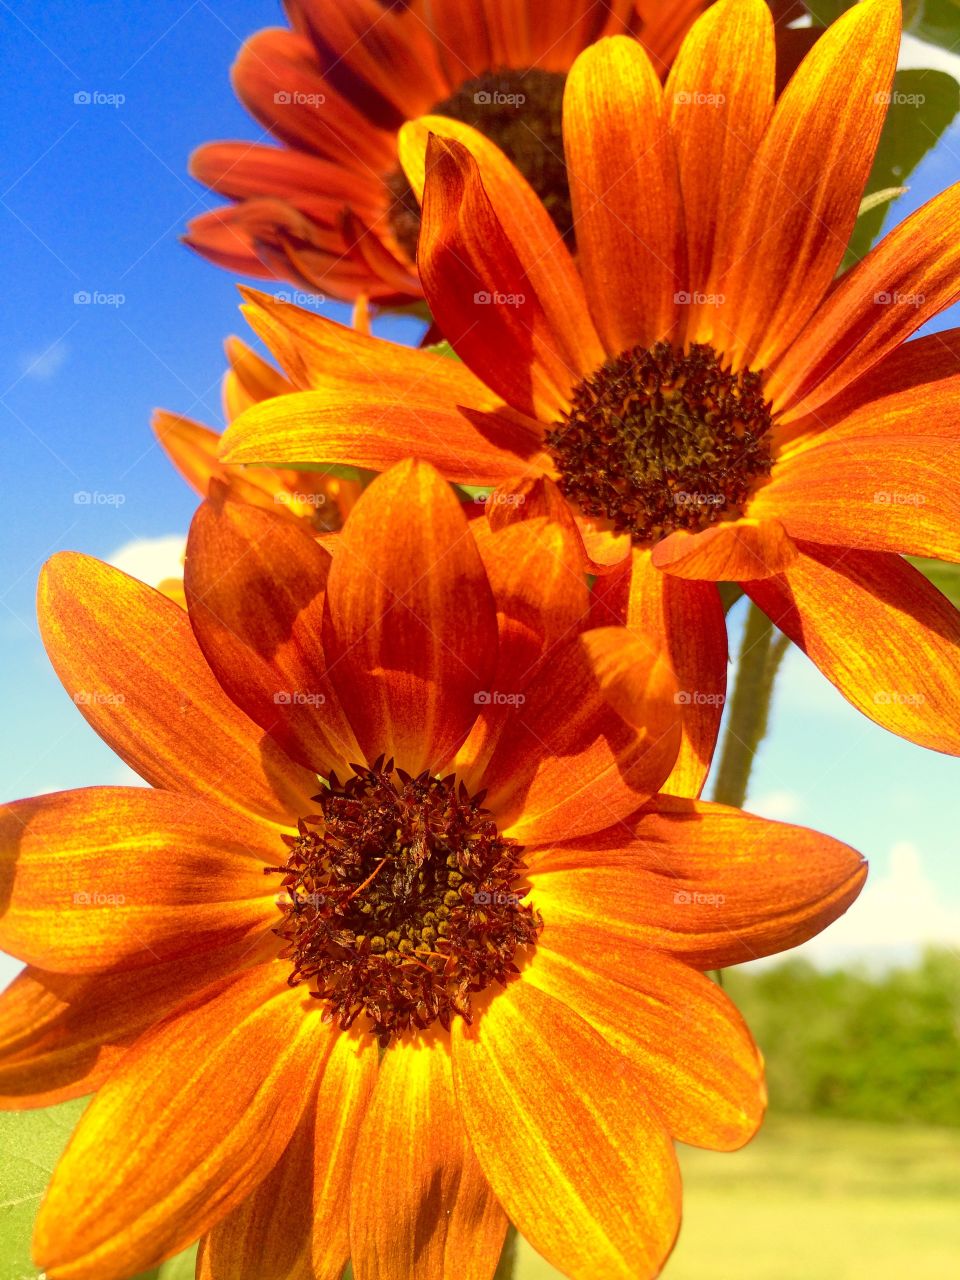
[267,756,541,1045]
[546,341,774,544]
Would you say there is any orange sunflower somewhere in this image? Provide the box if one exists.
[0,461,864,1279]
[221,0,960,767]
[185,0,712,304]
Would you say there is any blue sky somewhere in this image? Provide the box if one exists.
[1,1,958,982]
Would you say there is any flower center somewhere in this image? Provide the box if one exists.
[545,341,774,545]
[386,67,569,263]
[266,756,541,1045]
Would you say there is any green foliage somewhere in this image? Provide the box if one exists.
[422,339,460,361]
[0,1092,195,1280]
[844,69,960,269]
[0,1096,89,1280]
[724,948,960,1127]
[909,556,960,609]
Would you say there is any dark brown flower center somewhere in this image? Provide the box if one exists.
[266,756,541,1045]
[545,341,774,545]
[386,67,569,263]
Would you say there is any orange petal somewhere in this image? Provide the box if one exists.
[594,550,728,797]
[291,0,449,124]
[185,486,359,775]
[198,1028,377,1280]
[183,206,279,279]
[479,631,679,844]
[529,795,867,968]
[452,978,680,1280]
[222,334,293,421]
[777,328,960,445]
[639,0,712,70]
[189,141,384,211]
[0,945,270,1110]
[401,116,604,378]
[350,1034,507,1280]
[231,29,394,170]
[749,435,960,561]
[220,293,547,482]
[323,461,499,775]
[652,517,799,580]
[0,788,276,973]
[525,942,765,1150]
[34,964,334,1280]
[564,35,684,353]
[769,181,960,416]
[472,513,590,693]
[744,544,960,754]
[38,553,316,826]
[221,386,547,483]
[665,0,775,330]
[417,133,583,419]
[717,0,900,370]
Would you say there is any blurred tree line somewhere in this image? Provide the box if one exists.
[724,949,960,1127]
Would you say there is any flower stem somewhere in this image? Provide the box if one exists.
[711,601,790,810]
[494,1224,519,1279]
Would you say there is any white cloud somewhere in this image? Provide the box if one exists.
[747,789,802,821]
[19,339,69,380]
[899,32,960,77]
[767,841,960,970]
[108,534,186,588]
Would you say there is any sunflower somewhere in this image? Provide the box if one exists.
[221,0,960,766]
[184,0,714,305]
[153,333,361,539]
[0,460,863,1279]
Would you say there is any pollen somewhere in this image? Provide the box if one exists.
[266,756,541,1046]
[545,341,775,545]
[386,67,570,262]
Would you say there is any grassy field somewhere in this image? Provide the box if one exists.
[510,1115,960,1279]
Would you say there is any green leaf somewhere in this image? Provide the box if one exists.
[717,582,745,615]
[908,556,960,609]
[132,1245,199,1280]
[0,1098,199,1280]
[843,69,959,269]
[906,0,960,54]
[0,1097,88,1280]
[422,339,461,361]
